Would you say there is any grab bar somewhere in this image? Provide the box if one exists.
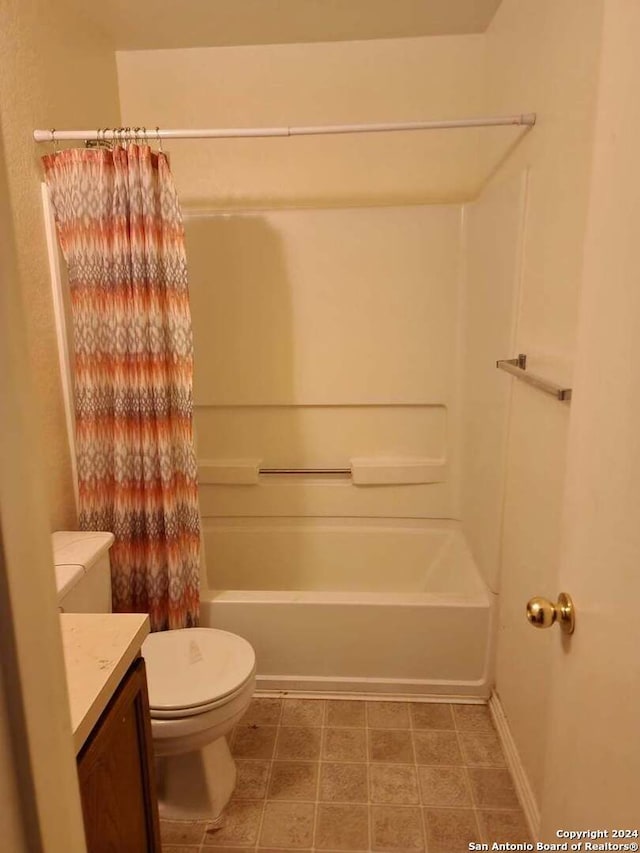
[259,460,448,483]
[496,354,572,402]
[259,467,351,475]
[198,460,448,484]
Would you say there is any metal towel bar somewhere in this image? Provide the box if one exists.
[259,467,351,475]
[496,354,572,401]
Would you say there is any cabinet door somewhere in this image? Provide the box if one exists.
[77,657,161,852]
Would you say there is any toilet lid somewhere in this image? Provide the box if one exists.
[142,628,256,713]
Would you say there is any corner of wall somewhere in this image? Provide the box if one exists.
[0,0,121,531]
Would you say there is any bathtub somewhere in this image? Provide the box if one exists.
[199,520,495,699]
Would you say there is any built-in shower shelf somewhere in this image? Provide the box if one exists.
[350,458,447,485]
[198,459,262,485]
[197,457,447,486]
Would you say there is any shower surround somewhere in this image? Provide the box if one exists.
[182,184,523,696]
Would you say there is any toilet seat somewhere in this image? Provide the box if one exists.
[149,668,256,719]
[142,628,256,719]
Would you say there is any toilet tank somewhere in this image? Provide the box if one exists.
[52,531,114,613]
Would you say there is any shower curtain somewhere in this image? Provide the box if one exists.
[43,144,200,631]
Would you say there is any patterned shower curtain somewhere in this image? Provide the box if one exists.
[43,144,200,631]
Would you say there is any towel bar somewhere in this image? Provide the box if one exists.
[496,354,572,401]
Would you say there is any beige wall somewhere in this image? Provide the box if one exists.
[0,118,88,851]
[0,0,121,530]
[117,36,486,206]
[485,0,604,814]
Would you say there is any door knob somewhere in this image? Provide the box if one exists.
[526,592,575,634]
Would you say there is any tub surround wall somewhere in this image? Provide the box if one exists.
[184,205,463,578]
[460,172,527,593]
[187,207,460,406]
[205,521,473,593]
[0,0,121,530]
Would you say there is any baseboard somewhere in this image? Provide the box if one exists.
[255,687,486,703]
[489,690,540,840]
[256,673,490,700]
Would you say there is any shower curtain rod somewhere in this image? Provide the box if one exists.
[33,113,536,143]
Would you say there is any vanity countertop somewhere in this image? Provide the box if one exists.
[59,613,150,753]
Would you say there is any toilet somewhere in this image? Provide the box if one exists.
[53,531,256,822]
[142,627,256,820]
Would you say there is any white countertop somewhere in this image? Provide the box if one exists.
[59,613,150,753]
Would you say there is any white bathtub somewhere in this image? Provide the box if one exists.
[200,520,495,698]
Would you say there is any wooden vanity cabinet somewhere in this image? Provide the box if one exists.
[77,657,161,852]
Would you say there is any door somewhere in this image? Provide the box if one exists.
[539,0,640,834]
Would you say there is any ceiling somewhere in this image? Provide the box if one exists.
[71,0,503,51]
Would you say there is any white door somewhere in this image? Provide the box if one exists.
[540,0,640,834]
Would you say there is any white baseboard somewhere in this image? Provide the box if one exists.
[256,673,490,703]
[255,685,486,703]
[489,691,540,840]
[256,673,490,699]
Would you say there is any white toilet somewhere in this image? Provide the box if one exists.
[142,627,256,820]
[53,531,256,822]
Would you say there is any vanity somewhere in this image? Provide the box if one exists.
[61,615,161,852]
[55,532,161,852]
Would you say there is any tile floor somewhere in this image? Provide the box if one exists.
[160,697,532,852]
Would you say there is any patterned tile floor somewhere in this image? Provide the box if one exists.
[160,697,532,852]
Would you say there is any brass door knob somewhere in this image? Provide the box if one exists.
[526,593,575,634]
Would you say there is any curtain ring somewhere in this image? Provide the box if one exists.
[50,128,59,154]
[156,126,163,154]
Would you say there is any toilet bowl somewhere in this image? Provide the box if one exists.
[142,627,256,822]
